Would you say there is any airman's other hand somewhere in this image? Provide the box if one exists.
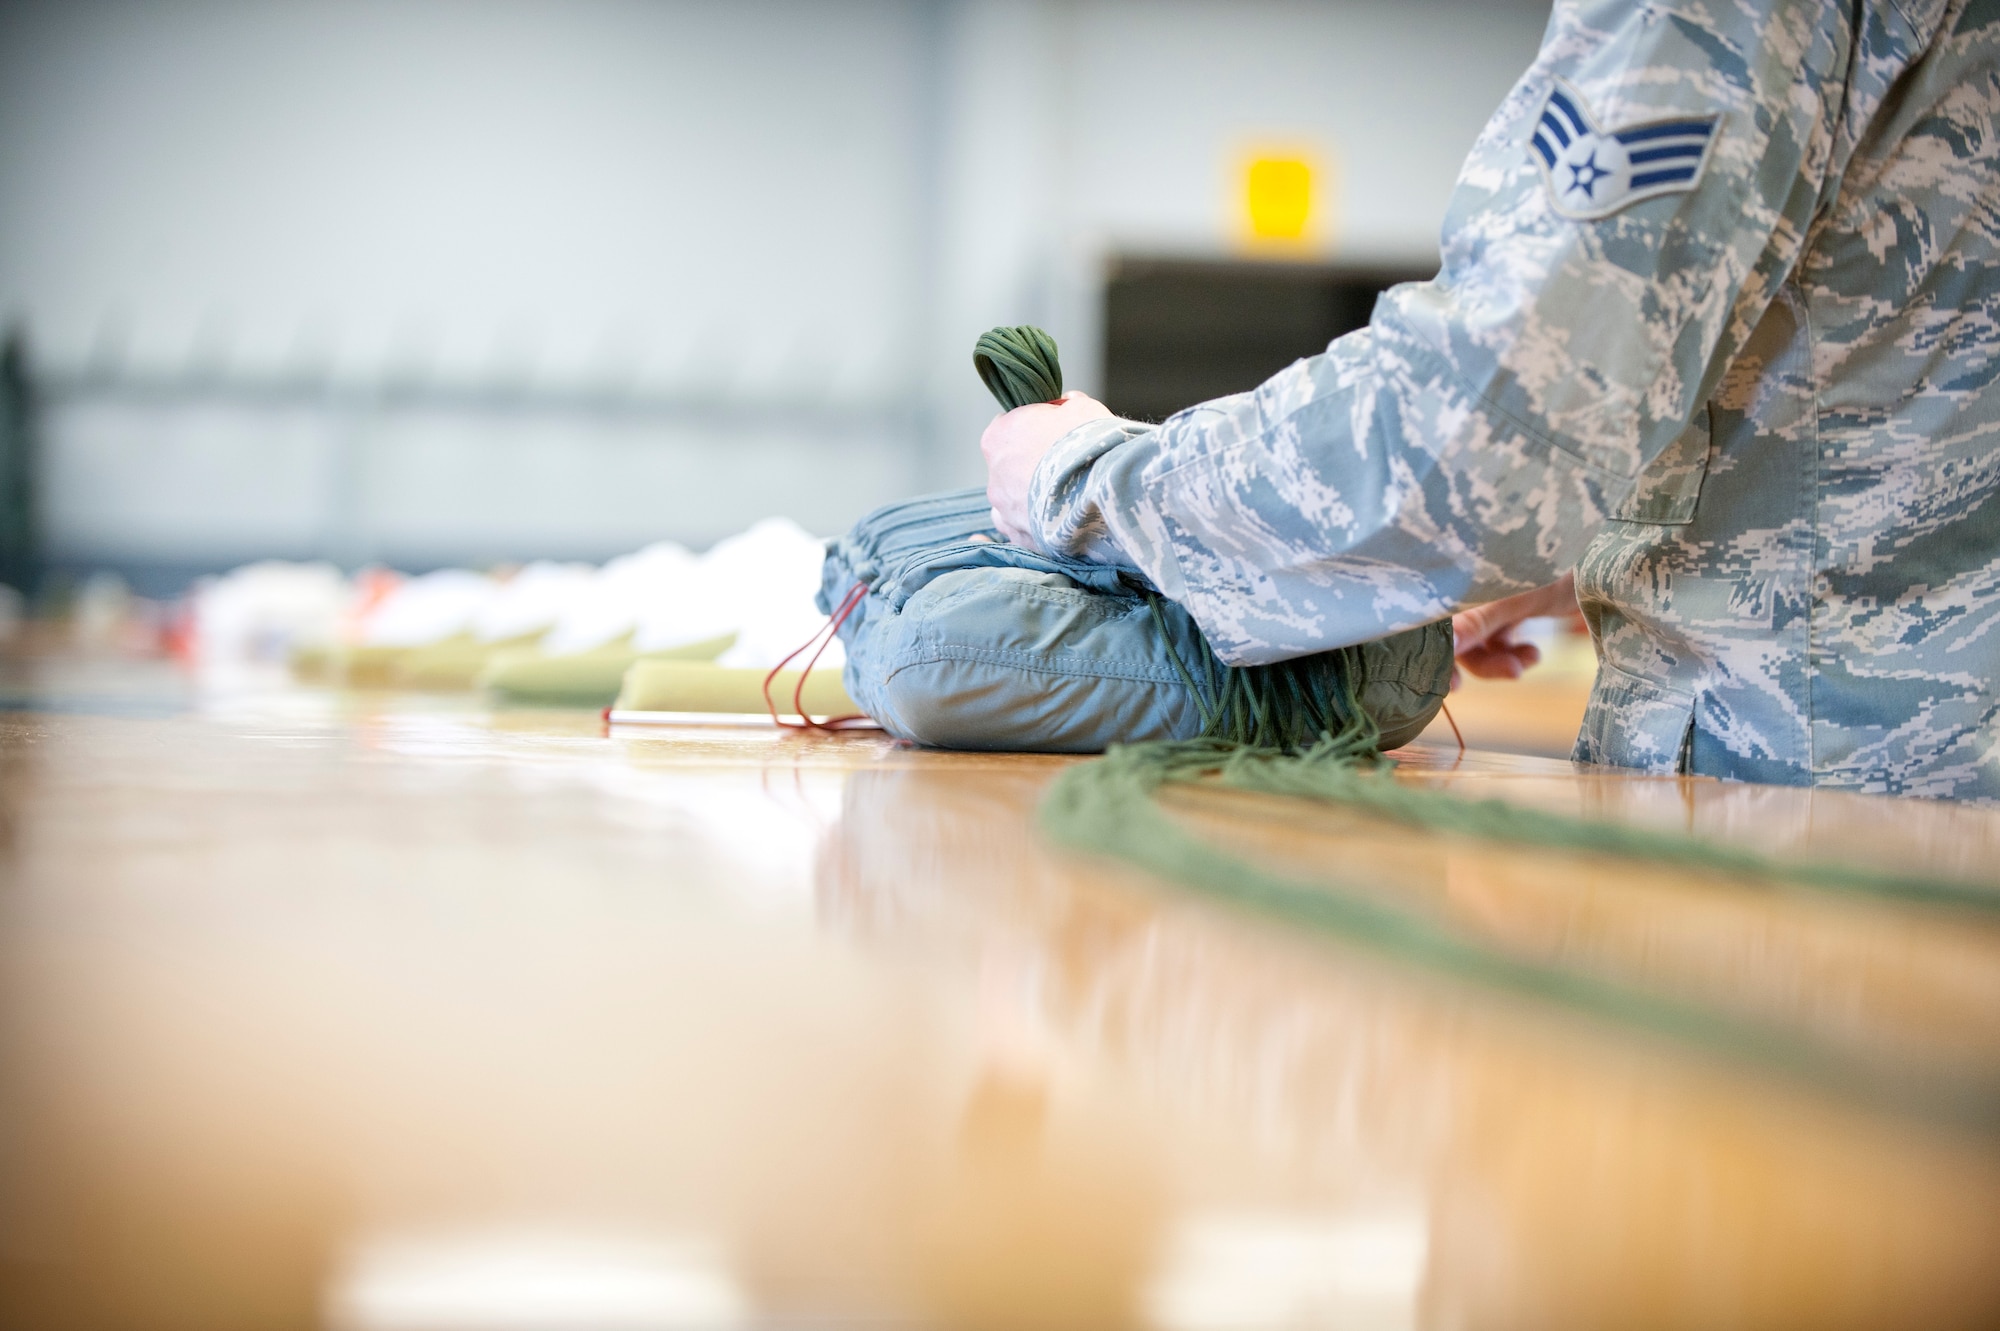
[1451,571,1582,684]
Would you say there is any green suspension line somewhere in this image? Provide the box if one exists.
[1039,738,2000,1132]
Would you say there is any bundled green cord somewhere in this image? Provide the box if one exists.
[974,325,1064,409]
[976,323,2000,1123]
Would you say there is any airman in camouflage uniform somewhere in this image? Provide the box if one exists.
[1022,0,2000,800]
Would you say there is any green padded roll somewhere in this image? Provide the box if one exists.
[614,659,857,716]
[479,634,736,707]
[396,633,544,690]
[327,642,421,686]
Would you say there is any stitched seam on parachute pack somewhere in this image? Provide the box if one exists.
[887,573,1187,684]
[881,540,1138,610]
[918,572,1134,627]
[880,642,1191,687]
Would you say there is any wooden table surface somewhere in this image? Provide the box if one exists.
[3,653,1998,1331]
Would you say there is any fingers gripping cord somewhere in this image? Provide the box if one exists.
[762,581,870,731]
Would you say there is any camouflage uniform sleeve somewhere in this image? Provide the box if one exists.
[1028,0,1855,665]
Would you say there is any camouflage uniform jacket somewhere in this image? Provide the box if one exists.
[1029,0,2000,800]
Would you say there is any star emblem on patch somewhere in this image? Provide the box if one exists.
[1529,79,1719,220]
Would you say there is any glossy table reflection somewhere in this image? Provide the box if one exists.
[2,654,1998,1331]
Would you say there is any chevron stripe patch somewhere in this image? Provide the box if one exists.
[1529,80,1719,220]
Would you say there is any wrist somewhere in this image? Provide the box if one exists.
[1027,416,1153,560]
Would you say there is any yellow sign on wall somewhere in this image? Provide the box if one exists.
[1247,156,1312,238]
[1238,147,1333,252]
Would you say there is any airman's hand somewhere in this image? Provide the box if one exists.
[980,391,1112,548]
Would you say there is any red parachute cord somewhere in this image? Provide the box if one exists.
[1440,700,1466,756]
[763,581,870,731]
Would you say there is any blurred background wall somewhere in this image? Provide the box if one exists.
[0,0,1549,593]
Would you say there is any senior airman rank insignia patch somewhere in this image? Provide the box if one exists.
[1529,80,1718,220]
